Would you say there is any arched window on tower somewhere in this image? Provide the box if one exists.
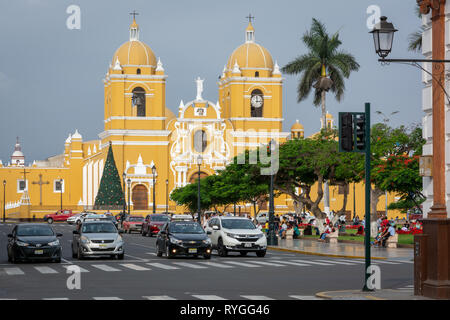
[194,130,207,153]
[132,87,146,117]
[250,89,264,118]
[137,68,141,75]
[255,71,259,78]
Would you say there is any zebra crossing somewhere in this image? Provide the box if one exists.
[1,294,323,301]
[0,257,413,277]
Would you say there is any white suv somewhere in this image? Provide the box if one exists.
[205,217,267,257]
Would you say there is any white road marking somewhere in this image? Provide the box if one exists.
[249,261,286,267]
[143,295,177,300]
[291,260,333,266]
[43,298,69,300]
[61,258,72,264]
[121,254,147,261]
[289,295,322,300]
[222,261,261,268]
[241,295,274,300]
[34,266,59,274]
[315,259,357,266]
[4,267,25,275]
[372,260,402,265]
[62,265,89,273]
[93,297,123,300]
[91,264,121,272]
[172,262,208,269]
[145,252,157,256]
[270,260,311,267]
[120,263,150,271]
[192,295,227,300]
[335,259,366,264]
[146,263,180,270]
[198,262,234,268]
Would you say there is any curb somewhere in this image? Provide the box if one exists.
[267,246,387,260]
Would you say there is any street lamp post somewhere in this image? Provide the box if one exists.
[127,178,131,215]
[59,179,63,212]
[152,165,156,214]
[267,139,278,246]
[3,180,6,223]
[371,11,450,298]
[165,179,169,213]
[197,155,203,224]
[122,173,127,214]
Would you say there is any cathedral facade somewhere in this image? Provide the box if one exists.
[0,18,297,218]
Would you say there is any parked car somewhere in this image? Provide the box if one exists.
[256,212,268,224]
[7,224,63,263]
[141,214,171,237]
[71,221,124,260]
[44,210,74,224]
[205,216,267,257]
[122,216,145,233]
[155,221,211,259]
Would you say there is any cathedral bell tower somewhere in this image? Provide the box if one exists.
[218,19,284,132]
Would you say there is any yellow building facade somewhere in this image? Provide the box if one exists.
[0,18,402,220]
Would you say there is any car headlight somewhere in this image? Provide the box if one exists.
[80,236,90,244]
[170,237,183,245]
[226,233,237,239]
[203,238,212,244]
[256,233,265,239]
[16,241,29,247]
[48,240,60,246]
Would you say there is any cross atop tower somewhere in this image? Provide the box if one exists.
[130,10,139,20]
[246,14,255,24]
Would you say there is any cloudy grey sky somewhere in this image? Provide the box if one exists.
[0,0,422,163]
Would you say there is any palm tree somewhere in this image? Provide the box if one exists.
[282,18,360,130]
[408,6,423,52]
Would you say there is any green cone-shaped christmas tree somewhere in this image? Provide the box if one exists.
[94,144,125,208]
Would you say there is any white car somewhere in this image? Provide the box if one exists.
[205,216,267,257]
[67,212,96,225]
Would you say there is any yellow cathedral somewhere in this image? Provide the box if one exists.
[0,17,400,220]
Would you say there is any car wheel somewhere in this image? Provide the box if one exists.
[77,247,84,260]
[54,257,61,263]
[47,218,53,224]
[117,253,124,260]
[218,238,228,257]
[256,250,266,258]
[240,251,248,257]
[166,245,173,259]
[156,243,163,257]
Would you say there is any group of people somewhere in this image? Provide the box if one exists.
[372,216,396,247]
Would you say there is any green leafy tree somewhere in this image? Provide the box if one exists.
[282,18,360,129]
[170,178,212,214]
[94,145,125,208]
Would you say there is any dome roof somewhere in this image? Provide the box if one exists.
[291,120,304,131]
[226,22,273,71]
[112,40,157,67]
[227,42,273,71]
[12,150,24,157]
[326,113,333,119]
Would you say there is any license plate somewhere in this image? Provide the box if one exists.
[34,250,44,255]
[188,248,197,254]
[99,244,108,248]
[244,243,252,248]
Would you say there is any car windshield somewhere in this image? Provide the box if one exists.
[221,219,256,230]
[17,225,54,237]
[82,223,117,234]
[169,223,204,234]
[129,217,144,222]
[151,215,170,222]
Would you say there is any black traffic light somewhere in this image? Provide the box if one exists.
[340,113,354,152]
[355,114,366,151]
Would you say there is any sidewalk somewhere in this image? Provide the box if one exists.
[316,289,431,300]
[268,238,413,261]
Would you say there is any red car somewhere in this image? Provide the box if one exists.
[122,216,145,233]
[44,210,74,224]
[141,214,171,237]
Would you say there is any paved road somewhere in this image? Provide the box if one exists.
[0,223,413,300]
